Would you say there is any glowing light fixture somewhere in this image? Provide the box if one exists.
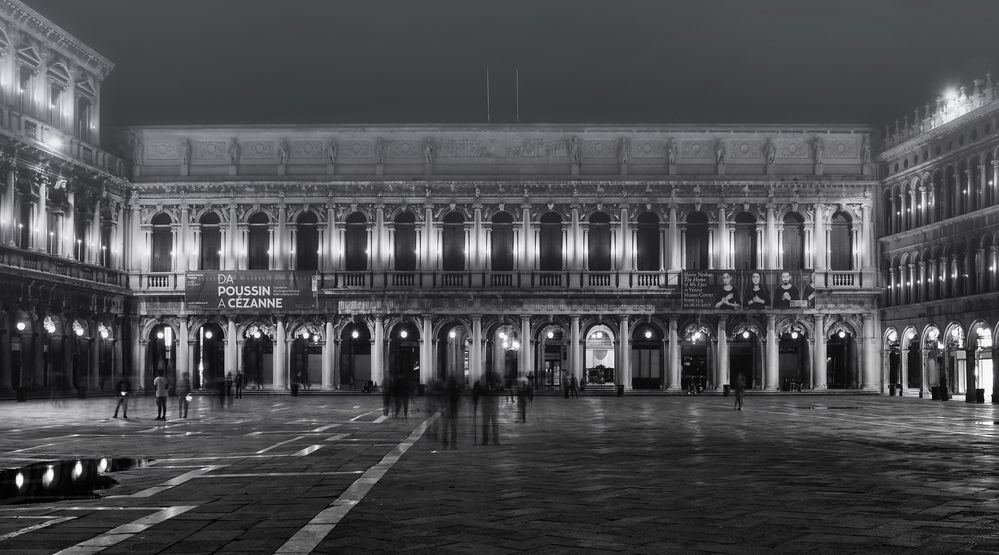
[400,330,408,339]
[351,330,360,339]
[644,330,653,339]
[742,331,750,339]
[15,321,25,331]
[253,331,261,339]
[791,331,799,339]
[838,330,847,338]
[449,330,457,339]
[546,331,554,339]
[97,458,108,474]
[692,331,702,341]
[14,472,24,489]
[156,331,164,340]
[205,331,213,339]
[42,466,55,487]
[72,461,83,480]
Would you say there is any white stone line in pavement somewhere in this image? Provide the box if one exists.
[274,414,439,555]
[311,424,340,432]
[324,433,350,441]
[106,465,227,499]
[0,516,76,542]
[290,445,322,457]
[192,471,363,478]
[372,415,389,423]
[349,411,374,421]
[5,436,81,454]
[52,505,196,555]
[256,436,305,454]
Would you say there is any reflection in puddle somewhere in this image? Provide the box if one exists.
[0,458,153,504]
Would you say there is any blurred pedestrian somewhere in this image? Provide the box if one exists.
[442,376,460,448]
[734,372,746,411]
[516,376,530,422]
[178,372,192,418]
[382,376,393,416]
[235,371,244,398]
[216,376,227,408]
[481,376,500,445]
[112,377,130,419]
[570,375,579,399]
[153,371,168,421]
[225,372,234,406]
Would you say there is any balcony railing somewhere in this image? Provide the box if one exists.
[318,270,683,292]
[0,244,126,288]
[3,108,126,177]
[822,270,871,289]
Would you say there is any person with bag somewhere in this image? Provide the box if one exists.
[112,378,131,419]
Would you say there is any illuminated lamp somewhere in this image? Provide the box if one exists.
[351,330,359,339]
[692,331,702,341]
[449,330,457,339]
[791,331,799,339]
[205,331,213,339]
[42,466,55,487]
[645,330,653,339]
[838,330,847,338]
[14,472,24,489]
[253,331,261,339]
[156,331,164,340]
[97,459,108,474]
[15,321,25,331]
[742,331,750,339]
[400,330,408,339]
[547,331,554,339]
[72,461,83,480]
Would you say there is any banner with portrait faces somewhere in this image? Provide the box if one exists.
[681,270,815,310]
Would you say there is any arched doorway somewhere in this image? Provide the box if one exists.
[884,328,901,389]
[194,322,224,390]
[778,323,809,390]
[339,323,370,389]
[631,323,663,390]
[942,323,965,397]
[10,311,35,392]
[585,324,616,387]
[729,322,762,389]
[968,322,992,402]
[290,323,323,389]
[294,211,320,271]
[536,323,568,391]
[242,324,274,389]
[147,323,176,390]
[489,323,520,388]
[434,322,467,384]
[901,327,921,392]
[826,327,858,389]
[681,322,711,392]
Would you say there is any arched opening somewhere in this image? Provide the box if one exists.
[242,324,274,389]
[882,190,893,235]
[490,211,514,272]
[536,324,568,391]
[885,328,901,388]
[539,211,563,271]
[344,212,368,271]
[681,323,711,392]
[199,212,221,270]
[441,211,465,271]
[903,328,922,392]
[685,211,709,270]
[295,211,319,271]
[957,161,968,215]
[636,212,660,271]
[587,211,611,271]
[147,323,176,391]
[782,212,805,270]
[941,324,965,397]
[903,185,913,231]
[194,323,224,390]
[826,328,858,389]
[729,325,762,390]
[290,325,322,389]
[932,170,944,223]
[986,152,995,208]
[945,165,957,219]
[10,312,35,392]
[778,325,809,390]
[631,324,663,390]
[340,323,371,389]
[733,212,758,270]
[968,323,993,401]
[67,319,89,394]
[150,213,173,272]
[434,323,467,385]
[394,211,417,271]
[247,212,270,270]
[923,326,943,395]
[489,323,520,388]
[829,211,853,271]
[970,156,981,212]
[585,325,616,387]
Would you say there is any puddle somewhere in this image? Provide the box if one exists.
[0,458,153,505]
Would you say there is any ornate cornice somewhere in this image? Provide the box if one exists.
[0,0,114,78]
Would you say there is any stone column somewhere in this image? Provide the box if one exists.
[274,319,286,388]
[570,315,581,380]
[3,168,14,246]
[667,317,680,391]
[966,348,977,403]
[920,349,931,398]
[137,339,148,392]
[668,205,680,271]
[421,315,433,384]
[521,205,532,271]
[227,203,238,270]
[900,348,909,391]
[619,206,630,271]
[993,245,999,293]
[321,321,334,390]
[919,187,929,227]
[716,317,728,391]
[371,316,384,387]
[861,203,873,271]
[717,204,728,268]
[276,203,287,270]
[225,319,237,374]
[619,315,631,389]
[178,204,189,272]
[569,205,580,270]
[861,313,878,391]
[765,314,778,391]
[766,203,777,268]
[35,178,46,252]
[0,327,11,392]
[177,318,189,384]
[471,315,483,383]
[814,204,826,272]
[520,315,532,379]
[325,203,337,272]
[813,314,827,390]
[89,337,100,390]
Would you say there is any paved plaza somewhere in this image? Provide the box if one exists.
[0,392,995,554]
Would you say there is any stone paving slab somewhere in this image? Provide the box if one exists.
[0,395,994,553]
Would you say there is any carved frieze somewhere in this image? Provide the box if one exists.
[681,140,714,159]
[241,141,275,160]
[388,140,422,158]
[778,140,810,159]
[340,140,374,159]
[632,140,666,159]
[824,138,860,159]
[728,140,763,160]
[194,141,227,160]
[146,141,180,160]
[583,140,618,158]
[291,140,324,159]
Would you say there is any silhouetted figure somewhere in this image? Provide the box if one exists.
[481,376,500,445]
[570,375,579,399]
[225,372,234,407]
[113,378,130,419]
[734,372,746,411]
[178,372,191,418]
[442,376,460,448]
[516,377,531,422]
[216,377,227,408]
[383,377,393,416]
[234,371,244,398]
[153,371,168,421]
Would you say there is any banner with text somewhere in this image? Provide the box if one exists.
[186,271,318,311]
[681,270,815,310]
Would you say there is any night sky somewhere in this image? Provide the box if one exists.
[22,0,999,132]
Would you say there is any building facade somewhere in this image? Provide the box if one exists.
[0,0,127,398]
[879,76,999,404]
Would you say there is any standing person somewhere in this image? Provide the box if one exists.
[734,372,746,411]
[482,376,500,445]
[112,377,131,419]
[225,372,234,407]
[153,371,168,421]
[570,375,579,399]
[178,372,192,418]
[216,376,227,408]
[472,379,484,443]
[563,371,571,399]
[516,377,530,423]
[382,376,393,417]
[441,376,460,449]
[235,371,244,398]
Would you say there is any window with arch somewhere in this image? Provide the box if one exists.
[636,212,660,271]
[733,211,758,270]
[783,212,805,270]
[945,165,957,218]
[970,156,982,212]
[394,211,417,271]
[685,211,709,270]
[986,152,995,208]
[47,63,70,126]
[490,211,514,271]
[199,212,221,270]
[829,211,853,271]
[882,189,893,235]
[344,212,367,271]
[539,212,563,271]
[442,211,465,271]
[17,64,34,112]
[932,170,944,223]
[247,212,270,270]
[588,211,611,271]
[295,211,319,271]
[100,211,113,268]
[150,213,173,272]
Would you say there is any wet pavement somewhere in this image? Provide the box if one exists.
[0,393,995,554]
